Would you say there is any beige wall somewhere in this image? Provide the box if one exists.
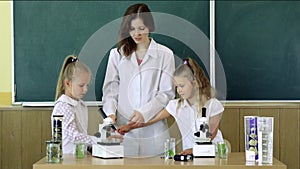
[0,1,12,105]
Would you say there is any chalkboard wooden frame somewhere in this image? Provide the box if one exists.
[13,1,300,103]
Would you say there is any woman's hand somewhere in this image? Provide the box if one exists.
[129,111,145,127]
[108,114,117,124]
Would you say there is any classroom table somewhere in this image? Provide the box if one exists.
[33,152,286,169]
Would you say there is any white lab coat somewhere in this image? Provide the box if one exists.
[102,39,175,157]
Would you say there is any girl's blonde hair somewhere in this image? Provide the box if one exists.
[175,58,215,114]
[55,55,91,100]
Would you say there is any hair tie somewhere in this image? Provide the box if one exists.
[183,58,194,74]
[183,59,189,65]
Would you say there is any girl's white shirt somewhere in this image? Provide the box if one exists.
[166,98,224,150]
[51,94,98,154]
[102,38,175,157]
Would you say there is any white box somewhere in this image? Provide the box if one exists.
[92,144,124,159]
[193,144,215,158]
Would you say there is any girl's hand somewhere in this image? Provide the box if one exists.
[129,111,145,127]
[178,148,193,155]
[117,124,132,135]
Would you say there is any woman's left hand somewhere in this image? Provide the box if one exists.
[129,111,145,127]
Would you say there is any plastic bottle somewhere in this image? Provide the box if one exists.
[258,117,273,164]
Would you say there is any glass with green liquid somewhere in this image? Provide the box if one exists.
[46,140,62,163]
[164,138,176,159]
[76,142,85,158]
[218,141,227,159]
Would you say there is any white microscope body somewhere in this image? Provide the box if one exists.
[92,117,124,158]
[193,107,215,158]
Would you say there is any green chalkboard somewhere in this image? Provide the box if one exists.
[14,1,210,102]
[216,1,300,100]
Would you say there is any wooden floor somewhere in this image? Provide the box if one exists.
[0,103,299,169]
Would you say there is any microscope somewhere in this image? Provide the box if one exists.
[92,109,124,159]
[193,107,215,158]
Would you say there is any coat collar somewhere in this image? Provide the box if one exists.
[181,99,191,108]
[55,94,86,107]
[120,38,159,61]
[146,38,159,59]
[181,98,213,110]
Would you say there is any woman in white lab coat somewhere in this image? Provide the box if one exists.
[102,3,175,157]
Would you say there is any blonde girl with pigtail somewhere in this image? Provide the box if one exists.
[51,55,99,154]
[118,57,224,155]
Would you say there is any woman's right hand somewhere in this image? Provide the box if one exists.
[108,114,117,124]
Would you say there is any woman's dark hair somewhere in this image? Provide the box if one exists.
[117,3,154,57]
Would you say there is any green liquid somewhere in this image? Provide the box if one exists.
[46,141,62,163]
[76,143,85,158]
[218,142,227,159]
